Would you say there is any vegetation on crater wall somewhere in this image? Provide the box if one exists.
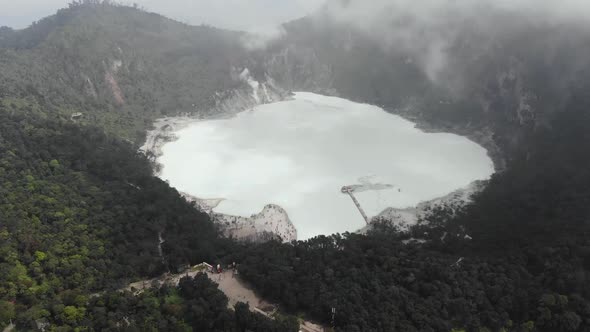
[2,1,590,331]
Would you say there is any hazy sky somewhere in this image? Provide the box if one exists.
[4,0,589,31]
[0,0,325,31]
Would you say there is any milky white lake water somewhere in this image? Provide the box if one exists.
[158,92,494,239]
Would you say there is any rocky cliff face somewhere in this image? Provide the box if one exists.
[211,67,288,116]
[213,204,297,243]
[259,45,336,95]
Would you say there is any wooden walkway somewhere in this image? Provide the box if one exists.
[342,187,370,224]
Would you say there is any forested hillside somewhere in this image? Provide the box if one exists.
[458,78,590,248]
[0,101,248,329]
[0,1,253,142]
[259,6,590,161]
[236,226,590,331]
[230,80,590,331]
[236,3,590,331]
[36,272,298,331]
[235,51,590,332]
[0,2,298,330]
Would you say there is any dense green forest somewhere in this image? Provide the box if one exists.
[70,274,298,331]
[0,101,251,329]
[237,8,590,330]
[229,77,590,331]
[0,2,292,330]
[3,1,590,331]
[235,227,590,331]
[458,85,590,248]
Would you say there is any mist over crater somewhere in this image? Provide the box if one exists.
[157,92,494,239]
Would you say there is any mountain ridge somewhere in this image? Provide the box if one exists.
[0,1,284,144]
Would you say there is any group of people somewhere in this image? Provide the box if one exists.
[210,262,238,279]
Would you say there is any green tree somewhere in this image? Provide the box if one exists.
[60,306,85,324]
[0,301,16,325]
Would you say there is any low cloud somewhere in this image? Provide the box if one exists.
[316,0,590,82]
[241,25,287,50]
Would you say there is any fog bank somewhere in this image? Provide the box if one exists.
[316,0,590,82]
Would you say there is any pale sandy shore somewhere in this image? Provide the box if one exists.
[140,116,204,170]
[371,180,487,231]
[141,117,298,243]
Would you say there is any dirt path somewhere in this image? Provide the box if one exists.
[208,270,327,331]
[123,264,327,331]
[207,270,267,308]
[123,265,268,310]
